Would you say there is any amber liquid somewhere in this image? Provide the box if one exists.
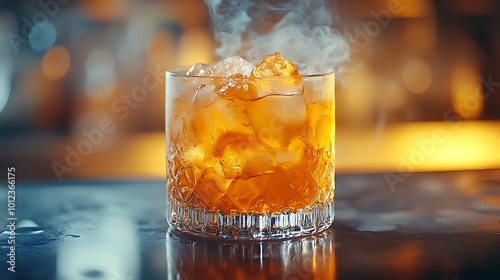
[166,76,335,215]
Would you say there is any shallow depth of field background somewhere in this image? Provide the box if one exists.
[0,0,499,181]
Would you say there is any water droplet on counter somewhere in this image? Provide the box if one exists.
[15,227,44,235]
[0,219,58,247]
[14,219,45,235]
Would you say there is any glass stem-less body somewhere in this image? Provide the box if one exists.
[165,70,335,240]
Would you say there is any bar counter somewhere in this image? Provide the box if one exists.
[1,170,499,280]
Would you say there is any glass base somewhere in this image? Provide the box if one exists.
[166,201,334,240]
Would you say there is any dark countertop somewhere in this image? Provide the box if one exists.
[1,170,500,280]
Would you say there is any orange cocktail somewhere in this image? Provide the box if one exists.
[165,52,335,239]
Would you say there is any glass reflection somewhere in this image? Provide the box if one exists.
[56,217,140,280]
[166,229,336,279]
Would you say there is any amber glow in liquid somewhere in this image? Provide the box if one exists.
[166,53,335,239]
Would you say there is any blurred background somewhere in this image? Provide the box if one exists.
[0,0,499,181]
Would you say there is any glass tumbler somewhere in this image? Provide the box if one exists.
[165,70,335,240]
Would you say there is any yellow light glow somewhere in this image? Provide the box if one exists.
[167,0,209,28]
[395,0,434,18]
[82,0,128,21]
[450,61,483,120]
[42,46,71,81]
[338,121,500,173]
[339,66,375,126]
[65,122,500,179]
[176,28,215,66]
[402,58,432,94]
[382,81,407,110]
[69,133,165,179]
[370,0,434,18]
[355,0,433,19]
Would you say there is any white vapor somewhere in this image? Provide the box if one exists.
[204,0,350,74]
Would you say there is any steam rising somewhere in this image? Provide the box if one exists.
[205,0,349,74]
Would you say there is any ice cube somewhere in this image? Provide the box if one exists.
[191,94,252,153]
[192,84,217,108]
[183,146,206,168]
[207,56,254,77]
[212,132,262,178]
[242,153,277,176]
[274,137,306,167]
[306,102,334,150]
[247,94,308,147]
[186,63,208,76]
[251,52,301,78]
[168,98,195,145]
[216,74,258,100]
[250,52,304,97]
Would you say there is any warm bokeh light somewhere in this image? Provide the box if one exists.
[147,30,176,70]
[339,66,376,126]
[42,46,71,81]
[402,58,432,94]
[69,133,164,179]
[338,121,500,173]
[82,0,129,21]
[176,28,215,66]
[379,80,407,111]
[60,121,500,179]
[395,0,434,18]
[450,61,483,120]
[166,0,208,29]
[344,0,434,18]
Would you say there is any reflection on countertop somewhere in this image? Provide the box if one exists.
[166,229,335,280]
